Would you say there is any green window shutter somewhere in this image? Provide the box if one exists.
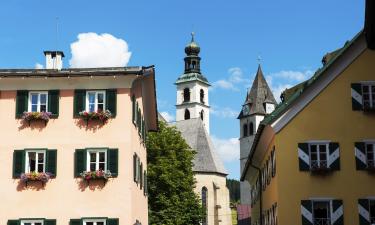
[358,199,370,225]
[144,170,147,196]
[137,108,142,135]
[44,219,56,225]
[135,102,139,126]
[328,142,340,170]
[48,90,60,118]
[74,149,86,177]
[46,149,57,177]
[108,148,118,177]
[140,162,143,189]
[107,218,119,225]
[133,154,137,182]
[106,89,117,117]
[355,142,367,170]
[132,95,136,124]
[7,220,19,225]
[13,150,25,178]
[69,219,82,225]
[351,83,363,111]
[16,90,28,118]
[74,89,86,117]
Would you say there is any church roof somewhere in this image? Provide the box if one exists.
[175,72,210,85]
[240,65,277,117]
[173,118,227,175]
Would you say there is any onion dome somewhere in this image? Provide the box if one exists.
[185,32,200,55]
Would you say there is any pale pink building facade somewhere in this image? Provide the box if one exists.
[0,54,158,225]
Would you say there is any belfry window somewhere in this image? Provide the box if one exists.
[200,89,205,103]
[202,187,208,225]
[200,110,204,120]
[183,88,190,102]
[184,109,190,120]
[192,61,196,69]
[249,122,254,136]
[243,124,248,137]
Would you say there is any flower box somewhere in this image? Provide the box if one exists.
[80,170,112,182]
[22,111,52,125]
[79,110,112,125]
[20,172,53,185]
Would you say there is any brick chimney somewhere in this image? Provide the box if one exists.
[365,0,375,49]
[44,51,64,70]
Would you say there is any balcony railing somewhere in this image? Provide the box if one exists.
[310,160,329,172]
[370,217,375,224]
[314,218,331,225]
[367,160,375,170]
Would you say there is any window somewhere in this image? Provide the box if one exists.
[183,88,190,102]
[366,143,375,167]
[25,150,46,173]
[200,89,205,103]
[184,109,190,120]
[83,219,106,225]
[362,84,375,110]
[86,91,106,112]
[370,200,375,224]
[243,124,248,137]
[202,187,208,225]
[28,91,48,112]
[21,220,43,225]
[249,122,254,136]
[87,149,107,171]
[200,110,204,120]
[312,201,331,225]
[309,143,329,170]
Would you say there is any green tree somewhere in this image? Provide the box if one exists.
[146,121,204,225]
[226,178,240,203]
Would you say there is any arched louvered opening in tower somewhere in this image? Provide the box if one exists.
[183,88,190,102]
[243,124,248,137]
[249,122,254,136]
[200,89,205,103]
[184,109,190,120]
[202,187,208,225]
[200,110,204,120]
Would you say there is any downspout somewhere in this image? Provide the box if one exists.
[250,163,262,225]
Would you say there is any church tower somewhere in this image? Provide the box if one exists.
[238,64,277,205]
[175,33,211,133]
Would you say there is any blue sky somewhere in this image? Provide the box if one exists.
[0,0,365,179]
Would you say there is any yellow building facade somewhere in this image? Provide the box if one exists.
[241,30,375,225]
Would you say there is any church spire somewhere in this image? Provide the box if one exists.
[184,32,201,73]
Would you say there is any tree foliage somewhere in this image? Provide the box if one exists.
[146,121,203,225]
[226,178,240,203]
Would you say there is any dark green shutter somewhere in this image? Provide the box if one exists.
[358,199,370,225]
[351,83,363,111]
[108,148,118,177]
[107,218,119,225]
[69,219,82,225]
[48,90,60,118]
[133,154,137,182]
[74,149,86,177]
[355,142,367,170]
[328,142,340,170]
[106,89,117,117]
[140,162,143,189]
[144,170,148,196]
[7,220,19,225]
[46,149,57,176]
[301,200,313,225]
[44,219,56,225]
[16,90,28,118]
[13,150,25,178]
[73,89,86,117]
[298,143,310,171]
[132,95,136,124]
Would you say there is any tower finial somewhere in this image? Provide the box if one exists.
[257,55,262,65]
[191,32,195,42]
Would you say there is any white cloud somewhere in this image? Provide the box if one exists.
[69,33,132,68]
[35,63,44,69]
[210,105,238,118]
[271,70,314,82]
[212,67,250,91]
[211,136,239,163]
[160,111,175,122]
[212,79,238,91]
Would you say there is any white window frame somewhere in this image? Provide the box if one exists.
[365,142,375,166]
[83,219,106,225]
[86,149,107,171]
[362,83,375,109]
[28,91,48,112]
[312,200,331,225]
[25,150,46,173]
[21,220,44,225]
[308,143,329,168]
[86,90,106,112]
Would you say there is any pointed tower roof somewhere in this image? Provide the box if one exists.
[244,65,277,115]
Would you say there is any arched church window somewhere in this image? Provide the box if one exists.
[200,89,205,103]
[200,110,204,120]
[183,88,190,102]
[184,109,190,120]
[249,122,254,136]
[202,187,208,225]
[243,124,248,137]
[192,61,196,69]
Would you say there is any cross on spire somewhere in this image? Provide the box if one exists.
[257,55,262,65]
[191,32,195,42]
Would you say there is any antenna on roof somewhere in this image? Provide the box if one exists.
[55,17,59,53]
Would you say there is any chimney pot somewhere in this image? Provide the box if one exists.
[44,51,65,70]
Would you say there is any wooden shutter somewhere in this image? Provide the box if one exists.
[44,219,56,225]
[108,148,118,177]
[69,219,81,225]
[74,149,86,177]
[7,220,19,225]
[140,162,143,189]
[358,199,371,225]
[328,142,340,170]
[107,218,119,225]
[132,95,136,124]
[16,90,28,118]
[46,149,57,177]
[106,89,117,117]
[133,154,137,182]
[73,89,86,117]
[298,143,310,171]
[331,199,344,225]
[355,142,367,170]
[13,150,25,178]
[301,200,313,225]
[351,83,363,111]
[48,90,60,118]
